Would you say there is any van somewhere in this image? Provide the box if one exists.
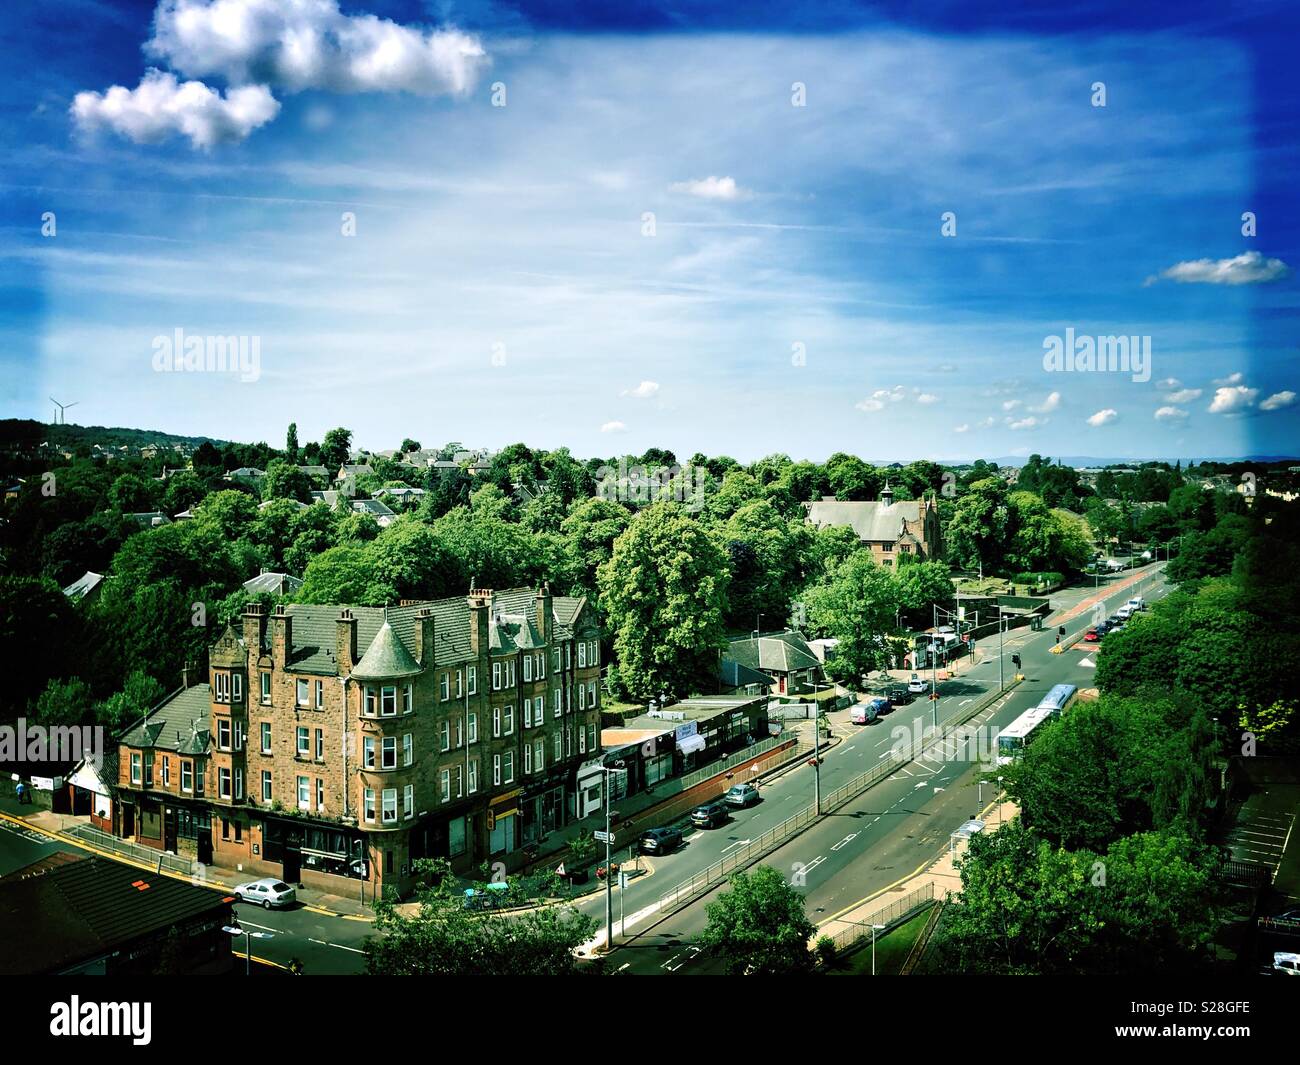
[1126,596,1146,612]
[850,699,886,724]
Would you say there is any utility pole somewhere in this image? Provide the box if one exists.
[602,766,616,953]
[812,707,822,814]
[997,615,1005,692]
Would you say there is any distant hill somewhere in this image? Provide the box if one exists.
[0,419,230,451]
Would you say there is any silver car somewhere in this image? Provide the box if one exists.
[723,783,760,808]
[234,878,296,909]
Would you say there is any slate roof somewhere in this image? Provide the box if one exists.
[718,658,776,691]
[251,590,592,675]
[804,498,923,542]
[0,855,231,974]
[62,570,105,602]
[727,631,822,675]
[119,684,211,755]
[242,571,304,595]
[351,620,423,680]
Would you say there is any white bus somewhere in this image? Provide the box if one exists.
[996,706,1056,765]
[1036,683,1079,719]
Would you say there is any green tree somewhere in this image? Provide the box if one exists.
[700,865,816,975]
[558,496,630,598]
[802,552,899,680]
[262,460,313,504]
[366,860,595,975]
[320,427,353,469]
[598,502,730,702]
[29,676,96,727]
[285,422,299,463]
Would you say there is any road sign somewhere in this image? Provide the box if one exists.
[594,830,615,844]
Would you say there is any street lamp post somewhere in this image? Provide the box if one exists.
[871,922,886,976]
[599,761,625,954]
[223,922,274,976]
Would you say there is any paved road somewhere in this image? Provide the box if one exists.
[0,566,1163,976]
[609,566,1169,974]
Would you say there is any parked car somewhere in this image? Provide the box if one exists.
[1084,627,1101,642]
[233,878,296,909]
[886,685,913,706]
[907,673,927,694]
[1115,604,1135,620]
[1273,952,1300,975]
[462,883,510,911]
[1126,596,1146,612]
[690,800,729,828]
[638,826,684,854]
[723,783,761,808]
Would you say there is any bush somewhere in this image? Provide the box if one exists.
[815,936,837,967]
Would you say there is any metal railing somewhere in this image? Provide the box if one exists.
[823,882,935,953]
[68,823,197,877]
[656,677,1017,914]
[676,735,787,793]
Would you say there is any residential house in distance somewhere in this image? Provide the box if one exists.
[803,483,942,567]
[62,570,107,604]
[335,463,374,484]
[224,466,266,485]
[243,570,305,596]
[724,630,824,696]
[126,511,171,530]
[296,464,330,484]
[113,588,604,899]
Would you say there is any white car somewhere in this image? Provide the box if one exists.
[1273,952,1300,975]
[1115,605,1134,620]
[233,878,296,909]
[907,674,927,694]
[1126,597,1146,612]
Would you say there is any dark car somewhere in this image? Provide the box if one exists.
[886,685,913,707]
[638,826,684,855]
[690,801,729,829]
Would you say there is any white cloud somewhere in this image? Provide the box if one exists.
[1002,399,1022,411]
[1208,385,1258,414]
[953,423,969,433]
[146,0,487,96]
[916,393,940,405]
[1213,371,1243,386]
[670,176,750,201]
[1155,377,1182,391]
[599,420,626,433]
[1030,391,1061,414]
[1007,415,1041,431]
[1086,408,1117,427]
[1260,390,1297,412]
[1154,406,1188,422]
[1163,388,1202,403]
[71,69,279,149]
[1147,250,1290,286]
[621,380,660,399]
[855,397,885,412]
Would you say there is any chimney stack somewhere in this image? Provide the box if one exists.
[467,589,492,656]
[271,604,293,669]
[416,607,435,666]
[336,608,358,673]
[243,602,267,661]
[535,584,552,643]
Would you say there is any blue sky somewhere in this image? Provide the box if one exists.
[2,0,1298,462]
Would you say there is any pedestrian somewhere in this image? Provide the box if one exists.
[15,781,27,805]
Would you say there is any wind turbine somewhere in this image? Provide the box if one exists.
[50,397,79,425]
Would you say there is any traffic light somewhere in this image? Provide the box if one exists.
[1058,626,1066,636]
[1011,653,1022,668]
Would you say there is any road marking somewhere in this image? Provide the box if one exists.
[831,833,859,851]
[720,839,752,853]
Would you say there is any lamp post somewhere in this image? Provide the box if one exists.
[871,922,886,975]
[598,761,625,954]
[223,922,274,976]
